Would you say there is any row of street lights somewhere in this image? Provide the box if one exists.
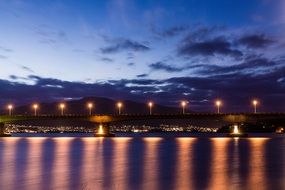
[5,99,260,116]
[214,99,259,114]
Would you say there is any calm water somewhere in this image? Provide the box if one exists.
[0,134,284,190]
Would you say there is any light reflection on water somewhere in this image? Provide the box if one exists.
[247,138,269,190]
[52,138,72,190]
[143,137,162,190]
[174,138,196,189]
[0,136,284,190]
[209,138,231,189]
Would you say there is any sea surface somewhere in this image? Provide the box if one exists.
[0,133,284,190]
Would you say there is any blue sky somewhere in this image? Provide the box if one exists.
[0,0,285,111]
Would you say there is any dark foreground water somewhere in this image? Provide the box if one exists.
[0,134,285,190]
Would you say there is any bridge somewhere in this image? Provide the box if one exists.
[0,113,285,136]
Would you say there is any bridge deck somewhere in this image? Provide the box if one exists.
[0,113,284,124]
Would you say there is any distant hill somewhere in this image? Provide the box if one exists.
[1,96,185,115]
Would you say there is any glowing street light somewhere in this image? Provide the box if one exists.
[181,101,187,114]
[117,102,123,115]
[7,104,13,116]
[148,101,153,115]
[33,104,39,116]
[215,100,222,114]
[87,103,93,115]
[59,103,65,116]
[252,99,259,113]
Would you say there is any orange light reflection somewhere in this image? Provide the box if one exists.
[142,137,162,190]
[174,138,196,189]
[110,138,131,190]
[51,138,73,190]
[247,138,269,190]
[209,138,231,189]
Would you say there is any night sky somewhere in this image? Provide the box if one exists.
[0,0,284,112]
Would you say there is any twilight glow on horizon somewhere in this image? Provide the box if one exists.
[0,0,285,112]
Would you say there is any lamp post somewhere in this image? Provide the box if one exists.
[87,103,93,115]
[117,102,122,115]
[252,100,258,113]
[33,104,39,116]
[7,104,13,116]
[59,103,65,116]
[215,100,221,114]
[181,101,187,114]
[148,102,153,115]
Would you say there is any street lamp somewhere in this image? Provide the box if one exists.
[215,100,222,114]
[59,103,65,116]
[33,104,39,116]
[117,102,123,115]
[181,101,187,114]
[87,103,93,115]
[148,101,153,115]
[252,99,258,113]
[7,104,13,116]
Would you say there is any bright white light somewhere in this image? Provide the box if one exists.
[97,125,104,134]
[233,125,239,134]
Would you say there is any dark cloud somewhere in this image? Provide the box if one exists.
[0,45,13,59]
[0,46,13,52]
[1,23,284,112]
[9,75,30,81]
[126,52,134,59]
[137,74,148,78]
[35,25,69,45]
[162,26,187,37]
[152,25,187,38]
[190,57,281,76]
[101,39,150,54]
[0,55,8,59]
[101,57,113,63]
[0,76,143,107]
[127,62,135,66]
[72,49,85,53]
[109,78,164,86]
[9,75,19,80]
[149,61,183,72]
[0,65,284,112]
[178,37,243,58]
[21,65,34,73]
[164,70,285,111]
[182,25,226,42]
[238,34,273,48]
